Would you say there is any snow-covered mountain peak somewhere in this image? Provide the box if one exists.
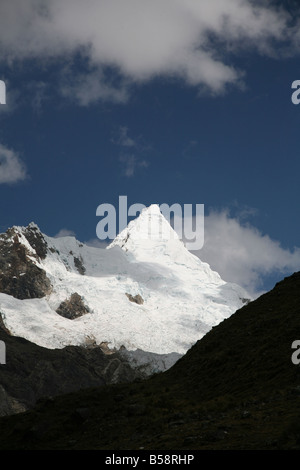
[108,203,180,254]
[142,203,161,215]
[0,215,251,371]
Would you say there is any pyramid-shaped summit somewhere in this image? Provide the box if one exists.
[0,212,251,368]
[108,204,180,251]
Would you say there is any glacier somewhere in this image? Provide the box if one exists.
[0,205,251,371]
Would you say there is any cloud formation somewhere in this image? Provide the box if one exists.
[54,228,76,238]
[112,126,150,177]
[0,0,297,104]
[191,209,300,298]
[119,154,149,177]
[0,143,27,184]
[114,126,137,148]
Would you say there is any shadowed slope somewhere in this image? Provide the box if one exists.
[0,272,299,450]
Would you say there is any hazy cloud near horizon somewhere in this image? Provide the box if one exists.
[191,210,300,298]
[0,0,298,104]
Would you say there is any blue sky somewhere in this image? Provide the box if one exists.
[0,0,300,297]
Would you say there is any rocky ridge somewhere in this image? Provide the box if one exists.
[0,224,52,300]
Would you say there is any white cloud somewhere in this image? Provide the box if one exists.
[54,230,109,248]
[0,0,297,104]
[119,154,149,177]
[112,126,150,177]
[59,67,130,105]
[114,126,137,148]
[188,209,300,298]
[0,143,27,184]
[54,228,76,238]
[85,238,109,249]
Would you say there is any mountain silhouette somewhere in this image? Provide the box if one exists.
[0,271,299,450]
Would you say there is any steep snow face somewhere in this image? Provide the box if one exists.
[0,207,251,363]
[109,204,180,247]
[108,204,223,283]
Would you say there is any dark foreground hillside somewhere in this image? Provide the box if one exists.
[0,325,145,416]
[0,272,300,450]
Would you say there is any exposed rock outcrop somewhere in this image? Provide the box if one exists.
[56,293,90,320]
[0,227,52,300]
[22,223,48,260]
[125,293,144,305]
[73,255,86,275]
